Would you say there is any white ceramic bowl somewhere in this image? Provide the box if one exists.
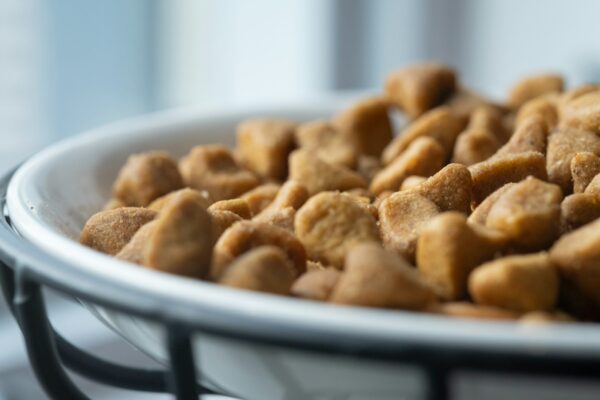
[6,95,600,399]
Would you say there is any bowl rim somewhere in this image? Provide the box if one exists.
[6,96,600,359]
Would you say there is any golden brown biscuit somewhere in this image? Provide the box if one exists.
[334,97,393,157]
[240,183,281,216]
[291,267,341,301]
[560,89,600,133]
[493,115,548,157]
[469,253,559,313]
[468,183,516,226]
[179,145,259,201]
[370,137,445,194]
[208,198,252,219]
[378,191,439,262]
[236,119,297,180]
[469,151,547,205]
[148,188,212,212]
[112,151,184,207]
[417,212,508,300]
[295,120,358,168]
[295,191,380,269]
[412,163,472,213]
[382,106,466,164]
[331,243,435,310]
[515,93,559,129]
[219,246,296,295]
[212,220,306,279]
[288,149,367,195]
[385,63,457,119]
[507,73,564,109]
[571,152,600,193]
[80,207,157,255]
[560,193,600,232]
[485,177,563,251]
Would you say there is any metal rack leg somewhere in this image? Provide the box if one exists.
[166,325,199,400]
[12,268,89,400]
[425,366,449,400]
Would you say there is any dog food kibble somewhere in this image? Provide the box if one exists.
[212,220,306,279]
[236,119,297,180]
[208,198,252,219]
[507,73,564,109]
[560,89,600,133]
[417,212,507,300]
[571,152,600,193]
[469,151,547,205]
[117,190,214,278]
[546,127,600,192]
[291,267,341,301]
[485,177,562,251]
[382,106,465,164]
[469,253,559,313]
[112,151,184,207]
[334,97,393,157]
[295,191,379,269]
[82,63,600,322]
[80,208,157,255]
[240,183,281,216]
[179,145,259,201]
[295,120,358,168]
[289,149,366,195]
[385,63,456,119]
[218,246,296,295]
[378,191,439,261]
[560,193,600,231]
[370,136,445,194]
[331,243,435,310]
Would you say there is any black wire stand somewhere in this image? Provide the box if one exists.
[0,167,599,400]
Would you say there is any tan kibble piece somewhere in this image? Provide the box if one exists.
[428,302,518,321]
[452,127,501,166]
[212,220,306,278]
[112,151,184,207]
[468,106,509,142]
[385,63,456,119]
[334,97,393,157]
[356,155,381,182]
[571,152,600,193]
[236,119,296,180]
[295,191,380,269]
[469,253,559,313]
[546,128,600,192]
[179,145,259,201]
[149,188,212,212]
[116,221,157,265]
[288,149,367,195]
[413,163,472,213]
[240,183,281,216]
[550,218,600,313]
[373,191,393,209]
[340,192,378,220]
[400,176,427,190]
[208,199,251,219]
[468,183,516,226]
[584,172,600,198]
[469,151,547,205]
[417,212,508,300]
[295,120,358,168]
[560,193,600,232]
[561,84,600,104]
[370,137,445,194]
[210,210,243,241]
[519,311,574,324]
[306,260,327,272]
[515,93,559,129]
[117,190,214,278]
[382,107,466,164]
[251,180,307,229]
[291,268,341,301]
[254,206,296,231]
[378,191,439,261]
[80,208,157,255]
[560,90,600,133]
[507,73,564,109]
[103,198,126,211]
[486,177,562,251]
[331,243,435,309]
[444,89,498,122]
[493,115,548,157]
[344,188,375,201]
[219,246,296,295]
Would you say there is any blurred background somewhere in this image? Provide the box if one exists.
[1,0,600,398]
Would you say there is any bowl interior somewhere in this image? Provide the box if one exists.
[7,95,600,357]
